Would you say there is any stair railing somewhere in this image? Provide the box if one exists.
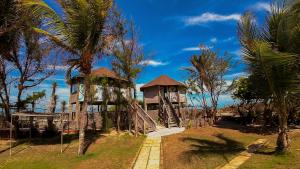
[135,103,157,131]
[165,97,181,127]
[160,97,170,128]
[129,102,157,133]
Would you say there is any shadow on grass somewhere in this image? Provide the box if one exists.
[181,134,246,163]
[0,140,27,154]
[215,120,277,135]
[29,133,79,145]
[82,132,103,154]
[0,131,103,155]
[253,147,276,155]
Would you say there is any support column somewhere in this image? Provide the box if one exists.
[158,86,161,104]
[144,101,147,113]
[177,87,181,118]
[75,92,80,130]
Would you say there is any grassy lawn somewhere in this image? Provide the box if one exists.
[162,121,300,169]
[0,133,145,169]
[240,129,300,169]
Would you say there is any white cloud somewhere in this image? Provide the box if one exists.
[224,72,249,80]
[140,60,169,67]
[222,36,234,42]
[47,65,68,71]
[182,45,212,52]
[251,2,271,12]
[229,49,242,57]
[184,12,241,25]
[210,37,218,43]
[182,47,201,51]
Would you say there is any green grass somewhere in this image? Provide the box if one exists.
[0,133,145,169]
[162,126,263,169]
[240,131,300,169]
[162,122,300,169]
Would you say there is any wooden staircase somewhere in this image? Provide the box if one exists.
[164,103,178,127]
[160,97,181,128]
[129,102,157,134]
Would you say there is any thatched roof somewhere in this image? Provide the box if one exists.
[140,75,185,91]
[91,67,121,79]
[70,67,127,84]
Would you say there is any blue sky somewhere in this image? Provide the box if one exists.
[10,0,272,111]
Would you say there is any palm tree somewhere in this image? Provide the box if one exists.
[185,47,230,125]
[238,0,300,152]
[111,11,144,133]
[23,0,113,155]
[48,82,58,114]
[47,82,58,131]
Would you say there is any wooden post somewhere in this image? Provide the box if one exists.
[177,87,181,118]
[167,86,170,99]
[67,101,72,120]
[67,113,70,134]
[143,120,145,135]
[144,98,147,113]
[29,116,32,144]
[10,115,12,156]
[134,101,138,137]
[60,113,63,153]
[158,86,161,102]
[75,92,80,130]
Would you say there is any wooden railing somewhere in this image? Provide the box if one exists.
[164,97,182,127]
[129,102,157,133]
[160,97,170,128]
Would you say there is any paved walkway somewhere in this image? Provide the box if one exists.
[133,127,185,169]
[217,139,268,169]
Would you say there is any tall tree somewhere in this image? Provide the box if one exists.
[237,0,300,152]
[110,10,145,133]
[23,0,113,155]
[0,0,23,119]
[47,82,58,131]
[0,0,54,116]
[24,90,46,112]
[0,58,14,121]
[48,82,58,114]
[185,47,230,124]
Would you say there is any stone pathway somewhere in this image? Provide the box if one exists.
[217,139,268,169]
[133,127,185,169]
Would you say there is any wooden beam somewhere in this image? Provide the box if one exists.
[177,87,181,118]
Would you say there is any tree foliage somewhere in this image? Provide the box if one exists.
[23,0,113,155]
[237,0,300,152]
[110,9,145,100]
[185,47,231,124]
[0,0,55,118]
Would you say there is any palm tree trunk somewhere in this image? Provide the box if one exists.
[276,106,289,152]
[78,74,91,156]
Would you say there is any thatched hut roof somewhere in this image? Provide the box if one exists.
[140,75,185,91]
[91,67,121,80]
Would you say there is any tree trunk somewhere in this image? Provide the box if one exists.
[47,85,57,131]
[116,104,120,132]
[16,88,23,112]
[128,87,133,133]
[276,108,289,152]
[3,101,10,122]
[78,75,91,156]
